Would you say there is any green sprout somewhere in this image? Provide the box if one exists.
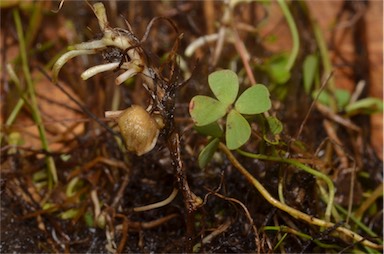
[312,87,383,116]
[189,69,272,167]
[302,53,319,94]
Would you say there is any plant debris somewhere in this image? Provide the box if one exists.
[1,1,383,253]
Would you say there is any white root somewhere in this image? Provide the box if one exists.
[185,33,219,57]
[133,188,179,212]
[52,49,96,81]
[81,62,120,80]
[105,110,124,119]
[115,67,140,85]
[74,40,106,50]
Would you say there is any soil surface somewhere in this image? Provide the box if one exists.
[1,1,383,253]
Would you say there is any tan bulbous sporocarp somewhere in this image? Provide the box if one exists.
[116,105,162,156]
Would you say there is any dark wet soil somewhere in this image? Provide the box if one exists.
[1,1,383,253]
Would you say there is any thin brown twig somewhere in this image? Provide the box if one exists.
[111,173,131,209]
[193,219,232,252]
[323,119,349,169]
[232,27,256,85]
[204,0,215,35]
[354,183,384,220]
[211,191,261,253]
[115,213,129,253]
[315,103,360,132]
[295,72,334,140]
[128,213,179,230]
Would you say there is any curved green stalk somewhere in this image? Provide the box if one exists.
[318,184,341,222]
[218,143,382,250]
[237,149,334,222]
[277,0,299,71]
[13,10,58,186]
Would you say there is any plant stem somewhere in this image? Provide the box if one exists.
[312,20,335,92]
[218,143,382,250]
[354,183,383,220]
[335,203,381,240]
[13,10,58,186]
[318,184,342,222]
[263,225,342,249]
[25,2,43,49]
[133,188,178,212]
[278,170,286,204]
[5,64,24,127]
[277,0,299,71]
[237,149,334,222]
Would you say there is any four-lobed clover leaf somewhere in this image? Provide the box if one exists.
[189,69,272,152]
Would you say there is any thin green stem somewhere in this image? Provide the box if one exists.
[218,143,382,250]
[277,0,299,71]
[25,2,43,49]
[312,20,335,92]
[363,245,382,254]
[13,10,58,186]
[5,99,24,126]
[263,225,342,249]
[274,232,288,251]
[237,149,334,222]
[318,184,342,222]
[5,64,24,126]
[335,203,380,240]
[278,170,286,204]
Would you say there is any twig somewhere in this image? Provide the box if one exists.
[38,66,121,140]
[354,183,384,220]
[211,192,260,252]
[323,120,349,169]
[315,103,360,132]
[193,219,232,252]
[128,214,179,230]
[232,28,256,85]
[115,213,129,253]
[295,72,333,140]
[111,173,130,209]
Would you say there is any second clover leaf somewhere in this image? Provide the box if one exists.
[208,70,239,106]
[226,109,251,150]
[189,96,227,126]
[235,85,272,115]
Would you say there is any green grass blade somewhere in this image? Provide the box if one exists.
[13,9,58,186]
